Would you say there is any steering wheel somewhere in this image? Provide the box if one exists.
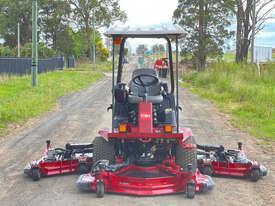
[133,74,158,87]
[54,148,65,154]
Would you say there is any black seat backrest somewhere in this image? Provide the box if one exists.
[130,68,161,97]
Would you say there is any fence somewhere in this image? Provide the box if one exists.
[0,56,64,76]
[67,56,75,68]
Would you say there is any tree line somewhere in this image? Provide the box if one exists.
[173,0,275,70]
[0,0,126,60]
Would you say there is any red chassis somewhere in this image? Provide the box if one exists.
[77,125,214,197]
[24,141,93,181]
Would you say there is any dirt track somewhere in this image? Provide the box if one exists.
[0,64,274,206]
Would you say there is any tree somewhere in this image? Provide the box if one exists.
[152,44,165,54]
[68,0,127,60]
[0,0,71,53]
[0,46,16,56]
[0,0,32,47]
[159,44,165,53]
[39,0,71,52]
[68,28,107,60]
[229,0,275,62]
[152,44,159,54]
[0,0,116,61]
[136,44,148,55]
[20,42,56,58]
[173,0,234,70]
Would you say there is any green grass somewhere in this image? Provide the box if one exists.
[182,62,275,139]
[77,61,112,72]
[0,62,111,134]
[223,52,235,62]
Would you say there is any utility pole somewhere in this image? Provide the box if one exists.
[92,8,96,64]
[17,22,20,57]
[31,0,38,87]
[251,0,256,63]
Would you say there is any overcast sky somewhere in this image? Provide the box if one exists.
[118,0,178,50]
[118,0,275,49]
[119,0,177,26]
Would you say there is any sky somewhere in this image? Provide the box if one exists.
[117,0,178,50]
[118,0,275,49]
[119,0,177,26]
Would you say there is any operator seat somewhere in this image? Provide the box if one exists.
[128,68,163,104]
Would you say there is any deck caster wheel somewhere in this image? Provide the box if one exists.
[96,180,105,198]
[203,165,213,176]
[250,169,260,182]
[186,182,195,199]
[31,168,41,181]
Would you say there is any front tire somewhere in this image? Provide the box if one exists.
[96,180,105,198]
[186,182,196,199]
[31,168,41,181]
[250,169,260,182]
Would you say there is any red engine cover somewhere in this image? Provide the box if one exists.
[138,102,153,133]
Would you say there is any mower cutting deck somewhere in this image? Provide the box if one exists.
[24,140,93,181]
[77,132,214,197]
[197,142,267,181]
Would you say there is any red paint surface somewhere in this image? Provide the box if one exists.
[89,162,209,196]
[138,102,153,133]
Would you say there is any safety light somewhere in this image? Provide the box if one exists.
[118,123,127,133]
[163,125,173,133]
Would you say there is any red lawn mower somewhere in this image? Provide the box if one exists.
[77,25,214,198]
[154,58,169,78]
[24,140,93,181]
[197,142,267,181]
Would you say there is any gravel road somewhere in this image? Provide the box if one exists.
[0,64,274,206]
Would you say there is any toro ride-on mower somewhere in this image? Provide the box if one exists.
[24,140,93,181]
[77,25,214,198]
[197,142,267,181]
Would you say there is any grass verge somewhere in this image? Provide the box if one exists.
[182,62,275,139]
[0,62,111,134]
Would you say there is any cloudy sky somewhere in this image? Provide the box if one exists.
[118,0,178,49]
[119,0,177,26]
[119,0,275,48]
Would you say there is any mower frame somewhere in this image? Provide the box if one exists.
[76,25,214,198]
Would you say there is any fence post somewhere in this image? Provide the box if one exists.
[61,56,64,70]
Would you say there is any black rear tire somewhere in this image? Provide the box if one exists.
[93,136,115,165]
[175,136,197,173]
[186,182,196,199]
[31,168,41,181]
[250,168,260,182]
